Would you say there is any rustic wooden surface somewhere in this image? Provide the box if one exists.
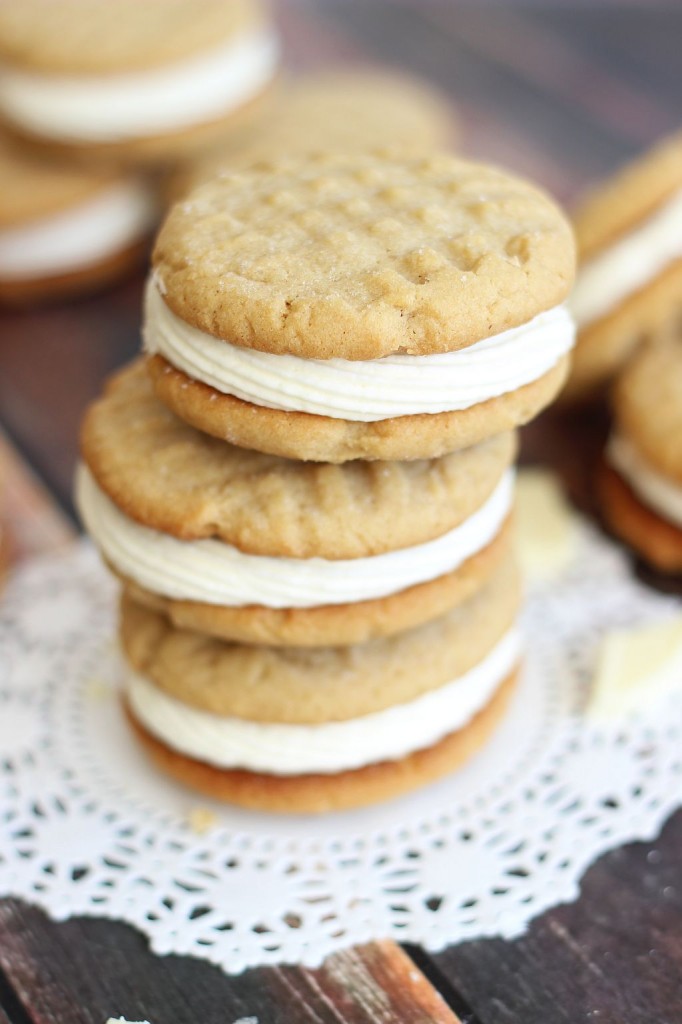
[0,3,681,1023]
[0,903,462,1024]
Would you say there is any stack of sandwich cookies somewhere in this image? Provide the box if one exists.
[0,0,279,164]
[566,131,682,401]
[120,559,522,813]
[77,148,576,811]
[145,152,576,462]
[0,132,156,302]
[78,362,517,647]
[599,339,682,574]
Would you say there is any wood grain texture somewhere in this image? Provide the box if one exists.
[0,902,460,1024]
[430,812,682,1024]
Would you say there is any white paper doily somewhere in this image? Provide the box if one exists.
[1,532,681,974]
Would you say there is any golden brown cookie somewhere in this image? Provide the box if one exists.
[167,69,457,201]
[120,519,513,648]
[0,0,279,165]
[125,668,518,814]
[0,132,155,301]
[612,338,682,483]
[0,0,267,73]
[81,361,516,558]
[598,463,682,575]
[598,339,682,573]
[155,152,574,358]
[119,556,521,724]
[574,132,682,262]
[565,260,682,403]
[565,132,682,401]
[147,353,568,463]
[0,132,116,226]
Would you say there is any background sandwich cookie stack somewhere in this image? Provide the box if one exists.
[0,131,157,303]
[0,0,279,166]
[565,131,682,402]
[78,149,576,812]
[599,339,682,576]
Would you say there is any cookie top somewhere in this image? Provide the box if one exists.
[120,555,520,724]
[574,132,682,263]
[613,338,682,483]
[169,69,456,198]
[81,361,515,559]
[154,151,575,360]
[0,0,266,74]
[0,131,118,228]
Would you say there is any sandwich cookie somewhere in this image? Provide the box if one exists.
[0,133,156,302]
[599,339,682,574]
[78,361,516,647]
[566,131,682,400]
[0,0,279,164]
[120,559,522,812]
[167,69,457,201]
[146,151,576,462]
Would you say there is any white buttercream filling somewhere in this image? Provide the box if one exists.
[0,180,156,279]
[0,28,279,142]
[143,283,575,421]
[126,626,522,774]
[607,433,682,529]
[571,188,682,328]
[77,464,513,609]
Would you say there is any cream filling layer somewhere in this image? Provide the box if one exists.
[571,188,682,328]
[77,464,513,609]
[126,626,522,775]
[607,433,682,529]
[143,283,575,421]
[0,29,279,142]
[0,181,156,279]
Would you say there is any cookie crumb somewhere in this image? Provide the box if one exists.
[187,806,219,834]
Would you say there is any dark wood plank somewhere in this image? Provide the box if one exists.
[0,998,18,1024]
[0,902,460,1024]
[429,811,682,1024]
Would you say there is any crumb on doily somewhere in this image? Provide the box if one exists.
[187,806,219,834]
[85,678,112,701]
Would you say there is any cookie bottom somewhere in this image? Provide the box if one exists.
[119,516,513,648]
[124,667,519,813]
[6,85,274,168]
[147,354,569,462]
[598,462,682,574]
[563,258,682,403]
[0,238,148,306]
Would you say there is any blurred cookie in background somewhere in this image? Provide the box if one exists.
[0,0,280,166]
[167,68,457,201]
[565,131,682,402]
[599,337,682,575]
[0,132,157,304]
[0,452,6,593]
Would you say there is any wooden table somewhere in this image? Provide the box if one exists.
[1,4,680,1022]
